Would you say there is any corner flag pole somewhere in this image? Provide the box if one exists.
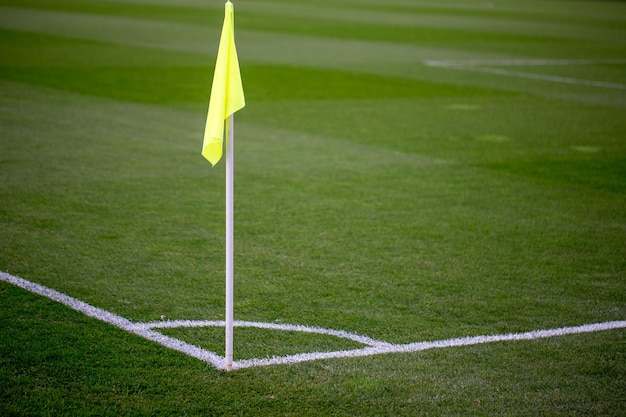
[200,1,244,371]
[225,114,235,371]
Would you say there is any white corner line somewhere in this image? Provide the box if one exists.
[2,271,625,371]
[424,58,626,67]
[232,320,626,370]
[0,271,224,368]
[424,58,626,90]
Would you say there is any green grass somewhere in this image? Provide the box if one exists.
[1,0,625,415]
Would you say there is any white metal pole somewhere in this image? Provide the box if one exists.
[225,114,235,371]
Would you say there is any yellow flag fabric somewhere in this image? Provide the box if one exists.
[202,1,245,166]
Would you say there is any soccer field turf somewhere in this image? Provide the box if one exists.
[1,0,625,415]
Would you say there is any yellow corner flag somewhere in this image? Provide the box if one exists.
[202,1,245,166]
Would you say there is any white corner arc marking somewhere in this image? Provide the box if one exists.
[2,271,625,370]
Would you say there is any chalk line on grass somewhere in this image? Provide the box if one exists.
[144,319,394,348]
[232,320,626,370]
[0,271,224,368]
[424,58,626,90]
[425,58,626,67]
[2,271,625,370]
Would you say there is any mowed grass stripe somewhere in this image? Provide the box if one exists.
[0,28,207,68]
[5,0,624,54]
[0,65,512,106]
[2,1,625,65]
[0,27,515,106]
[0,0,224,27]
[4,0,626,44]
[2,5,624,105]
[0,5,214,54]
[2,3,622,105]
[243,95,626,163]
[0,5,516,67]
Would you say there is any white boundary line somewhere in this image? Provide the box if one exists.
[425,58,626,67]
[0,271,224,368]
[424,58,626,90]
[2,271,625,370]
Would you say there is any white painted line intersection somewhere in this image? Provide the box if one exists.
[2,271,625,370]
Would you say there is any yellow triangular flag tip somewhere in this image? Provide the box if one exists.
[202,1,245,166]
